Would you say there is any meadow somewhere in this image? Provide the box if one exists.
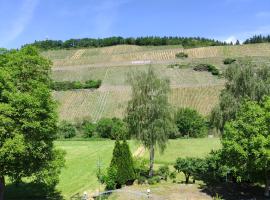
[53,138,220,199]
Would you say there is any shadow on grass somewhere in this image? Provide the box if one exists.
[5,182,63,200]
[200,182,267,200]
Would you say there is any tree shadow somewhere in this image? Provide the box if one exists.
[200,182,268,200]
[5,182,63,200]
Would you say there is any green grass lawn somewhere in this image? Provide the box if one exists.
[54,140,138,199]
[6,138,221,199]
[54,138,220,198]
[143,138,221,165]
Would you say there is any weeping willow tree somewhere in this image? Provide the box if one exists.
[125,67,175,177]
[210,59,270,133]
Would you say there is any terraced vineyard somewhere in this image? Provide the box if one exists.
[46,44,270,121]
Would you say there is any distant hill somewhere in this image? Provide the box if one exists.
[42,43,270,122]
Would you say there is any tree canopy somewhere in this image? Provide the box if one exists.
[0,47,65,200]
[23,36,227,50]
[125,67,174,176]
[210,60,270,132]
[221,97,270,196]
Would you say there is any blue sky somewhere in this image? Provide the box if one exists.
[1,0,270,48]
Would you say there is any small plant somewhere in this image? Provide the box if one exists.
[175,52,188,58]
[223,58,236,65]
[167,63,190,69]
[137,176,146,184]
[213,193,223,200]
[193,63,220,76]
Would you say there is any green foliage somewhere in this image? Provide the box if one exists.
[244,34,270,44]
[96,118,113,138]
[175,52,188,58]
[223,58,236,65]
[24,36,227,50]
[104,166,117,190]
[0,46,64,191]
[210,60,270,132]
[167,63,190,69]
[174,157,205,184]
[193,63,220,75]
[157,165,170,181]
[175,108,207,138]
[57,121,77,139]
[221,98,270,189]
[52,79,101,91]
[109,140,135,187]
[126,67,174,176]
[82,121,96,138]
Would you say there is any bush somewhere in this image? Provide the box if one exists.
[167,63,190,69]
[223,58,236,65]
[169,171,177,181]
[158,165,170,181]
[104,166,117,190]
[175,108,207,138]
[147,177,156,185]
[82,121,96,137]
[52,79,102,91]
[175,52,188,58]
[96,118,129,139]
[137,176,146,184]
[57,121,77,139]
[109,140,135,187]
[96,118,113,138]
[193,64,219,75]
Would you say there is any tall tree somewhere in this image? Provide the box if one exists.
[210,60,270,132]
[221,97,270,196]
[0,47,65,200]
[125,67,174,176]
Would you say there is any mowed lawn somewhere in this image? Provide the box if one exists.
[54,138,220,199]
[143,138,221,164]
[54,140,139,199]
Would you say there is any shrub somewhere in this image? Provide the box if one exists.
[111,118,129,140]
[175,52,188,58]
[167,63,190,69]
[52,79,102,91]
[223,58,236,65]
[193,64,219,75]
[110,140,135,187]
[96,118,113,138]
[175,108,207,138]
[137,176,146,184]
[147,177,156,185]
[104,166,117,190]
[57,121,77,139]
[169,171,177,181]
[82,121,96,137]
[158,165,170,181]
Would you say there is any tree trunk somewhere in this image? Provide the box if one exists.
[0,176,5,200]
[149,145,155,177]
[264,175,270,197]
[185,174,190,184]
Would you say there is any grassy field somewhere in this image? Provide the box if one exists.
[143,138,221,165]
[52,138,221,199]
[54,140,138,199]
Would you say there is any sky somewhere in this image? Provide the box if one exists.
[1,0,270,48]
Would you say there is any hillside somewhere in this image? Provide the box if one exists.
[43,44,270,122]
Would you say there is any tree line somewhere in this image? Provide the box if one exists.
[244,34,270,44]
[23,36,228,50]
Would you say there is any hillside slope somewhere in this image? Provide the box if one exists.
[43,44,270,121]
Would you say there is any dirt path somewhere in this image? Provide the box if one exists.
[71,49,85,59]
[133,146,146,157]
